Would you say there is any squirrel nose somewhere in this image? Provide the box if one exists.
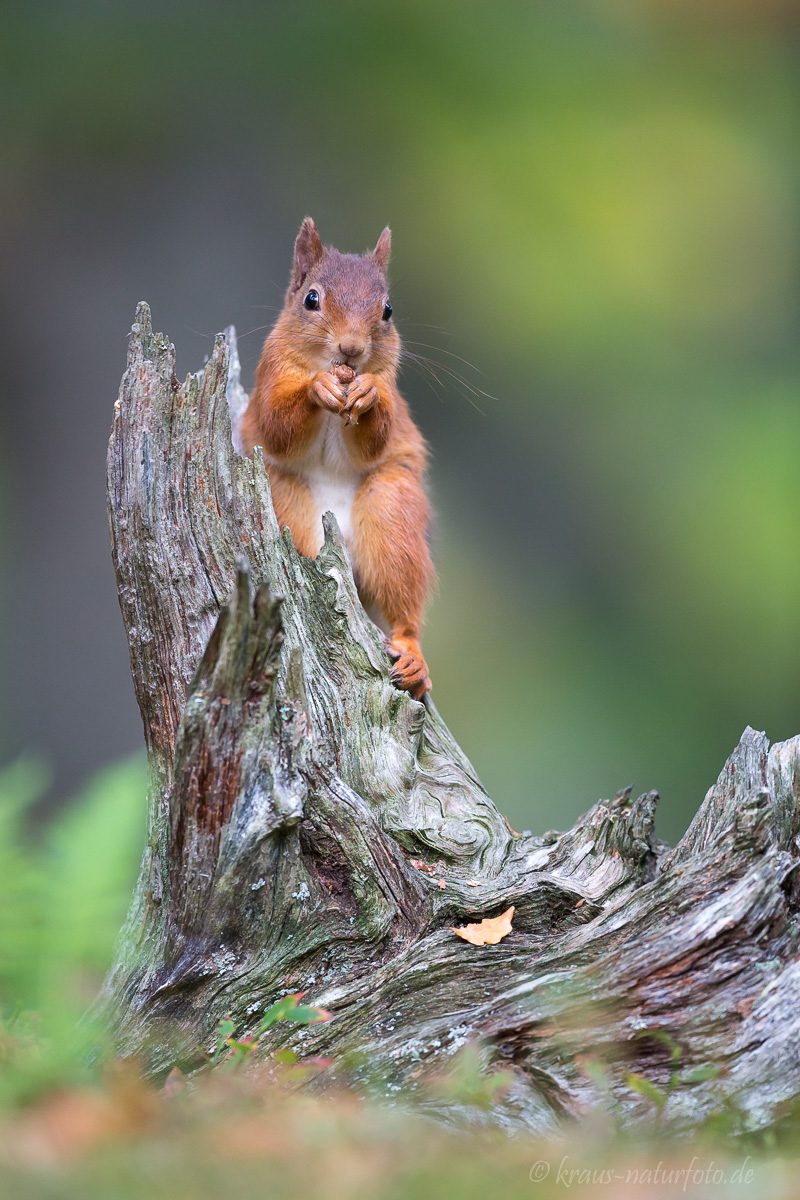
[338,339,365,360]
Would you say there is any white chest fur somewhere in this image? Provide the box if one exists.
[296,413,364,550]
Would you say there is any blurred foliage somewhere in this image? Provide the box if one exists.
[1,0,798,841]
[0,1027,798,1200]
[0,755,146,1101]
[0,749,798,1195]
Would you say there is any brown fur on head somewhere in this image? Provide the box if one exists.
[277,217,401,378]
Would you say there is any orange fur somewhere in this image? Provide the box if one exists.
[241,219,434,699]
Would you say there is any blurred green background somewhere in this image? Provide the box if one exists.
[1,0,797,887]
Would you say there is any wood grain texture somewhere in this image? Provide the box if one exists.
[102,304,800,1134]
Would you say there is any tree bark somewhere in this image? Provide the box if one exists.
[103,303,800,1134]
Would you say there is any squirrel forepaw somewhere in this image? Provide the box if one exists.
[342,373,380,423]
[310,371,346,413]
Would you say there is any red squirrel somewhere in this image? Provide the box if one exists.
[241,218,434,700]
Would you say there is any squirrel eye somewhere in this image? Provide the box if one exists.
[304,289,320,311]
[382,301,392,321]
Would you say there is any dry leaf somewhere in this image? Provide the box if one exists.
[438,879,446,889]
[451,906,514,946]
[466,880,480,887]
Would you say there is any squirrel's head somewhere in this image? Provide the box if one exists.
[282,217,400,375]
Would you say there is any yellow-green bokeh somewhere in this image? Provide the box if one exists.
[1,0,797,844]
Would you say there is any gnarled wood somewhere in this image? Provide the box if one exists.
[103,304,800,1133]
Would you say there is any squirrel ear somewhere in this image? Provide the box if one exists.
[292,217,323,290]
[372,226,392,271]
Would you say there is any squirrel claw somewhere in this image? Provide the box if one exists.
[387,638,431,700]
[342,374,380,420]
[310,371,346,412]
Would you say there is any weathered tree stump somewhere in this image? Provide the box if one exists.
[102,303,800,1133]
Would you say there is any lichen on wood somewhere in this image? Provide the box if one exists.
[103,303,800,1134]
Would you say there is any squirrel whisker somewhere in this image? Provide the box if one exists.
[401,338,490,380]
[400,349,492,414]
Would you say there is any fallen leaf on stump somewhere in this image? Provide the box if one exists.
[409,858,437,876]
[451,906,514,946]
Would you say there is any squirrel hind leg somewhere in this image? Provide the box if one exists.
[386,634,431,701]
[350,463,434,701]
[358,595,430,700]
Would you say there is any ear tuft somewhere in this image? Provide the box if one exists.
[372,226,392,272]
[292,217,323,290]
